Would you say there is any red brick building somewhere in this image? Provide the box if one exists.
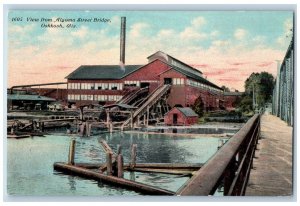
[66,51,224,111]
[224,92,243,110]
[164,107,198,126]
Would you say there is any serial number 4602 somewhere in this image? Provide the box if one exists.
[12,17,23,22]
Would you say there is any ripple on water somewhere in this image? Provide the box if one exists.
[7,132,220,196]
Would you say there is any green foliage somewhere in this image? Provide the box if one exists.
[239,72,274,112]
[192,95,204,117]
[239,95,253,113]
[221,85,230,92]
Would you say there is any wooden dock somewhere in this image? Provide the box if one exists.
[246,114,293,196]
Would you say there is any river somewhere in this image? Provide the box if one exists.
[7,132,222,196]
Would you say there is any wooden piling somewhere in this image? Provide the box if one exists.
[53,162,174,195]
[146,106,149,127]
[88,123,92,136]
[79,123,85,136]
[130,144,137,169]
[130,111,134,128]
[117,144,122,155]
[137,115,140,126]
[106,152,113,175]
[41,122,44,132]
[109,123,113,133]
[68,139,76,165]
[117,154,124,178]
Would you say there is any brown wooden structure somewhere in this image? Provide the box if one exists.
[164,107,198,126]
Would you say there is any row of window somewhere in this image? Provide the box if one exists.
[68,83,123,90]
[187,79,223,93]
[173,78,184,85]
[124,81,140,87]
[68,94,123,101]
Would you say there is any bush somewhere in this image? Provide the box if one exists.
[192,96,204,117]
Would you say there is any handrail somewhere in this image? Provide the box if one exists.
[136,83,164,107]
[176,114,260,196]
[117,87,149,105]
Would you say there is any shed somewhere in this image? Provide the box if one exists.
[164,107,198,126]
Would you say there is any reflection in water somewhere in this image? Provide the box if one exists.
[68,175,76,191]
[7,132,221,196]
[130,172,135,181]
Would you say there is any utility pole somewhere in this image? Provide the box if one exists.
[252,84,255,111]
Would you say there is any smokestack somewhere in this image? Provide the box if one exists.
[120,17,126,65]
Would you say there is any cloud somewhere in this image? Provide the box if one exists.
[234,28,247,40]
[229,62,250,66]
[180,27,207,40]
[284,18,293,35]
[8,14,290,91]
[9,24,35,34]
[276,18,293,48]
[257,61,274,67]
[71,26,88,38]
[190,64,210,68]
[191,16,206,28]
[210,30,219,38]
[179,16,207,41]
[212,40,229,47]
[129,22,150,38]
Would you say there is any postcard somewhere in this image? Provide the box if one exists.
[5,8,294,199]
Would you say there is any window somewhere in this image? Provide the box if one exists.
[124,81,140,87]
[87,95,93,101]
[81,95,87,100]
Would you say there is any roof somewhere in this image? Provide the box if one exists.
[147,51,203,74]
[224,92,244,96]
[170,107,198,117]
[7,94,56,101]
[66,65,142,80]
[170,64,222,90]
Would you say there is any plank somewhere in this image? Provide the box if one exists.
[54,162,175,195]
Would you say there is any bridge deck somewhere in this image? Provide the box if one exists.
[246,114,293,196]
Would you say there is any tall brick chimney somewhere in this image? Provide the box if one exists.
[120,17,126,64]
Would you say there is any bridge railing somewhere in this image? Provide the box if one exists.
[176,114,260,196]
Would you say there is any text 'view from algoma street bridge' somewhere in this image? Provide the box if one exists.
[6,10,294,197]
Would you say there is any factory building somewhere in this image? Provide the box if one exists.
[223,92,243,111]
[66,51,224,111]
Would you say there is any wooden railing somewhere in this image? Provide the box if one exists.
[176,114,260,196]
[118,87,149,105]
[121,84,171,128]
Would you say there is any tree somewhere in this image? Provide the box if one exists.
[221,85,230,92]
[192,95,204,117]
[239,72,274,112]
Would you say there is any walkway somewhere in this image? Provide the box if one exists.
[246,114,293,196]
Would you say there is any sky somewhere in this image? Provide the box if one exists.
[7,10,293,91]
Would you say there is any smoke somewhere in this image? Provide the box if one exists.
[119,61,125,73]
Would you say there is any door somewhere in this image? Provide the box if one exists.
[164,78,172,85]
[141,82,150,88]
[173,114,178,125]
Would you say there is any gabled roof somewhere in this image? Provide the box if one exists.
[176,107,198,117]
[165,107,198,117]
[147,51,203,74]
[66,65,142,80]
[7,94,56,101]
[170,64,222,90]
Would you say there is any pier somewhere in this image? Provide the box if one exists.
[245,114,293,196]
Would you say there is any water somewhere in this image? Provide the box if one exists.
[7,132,221,196]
